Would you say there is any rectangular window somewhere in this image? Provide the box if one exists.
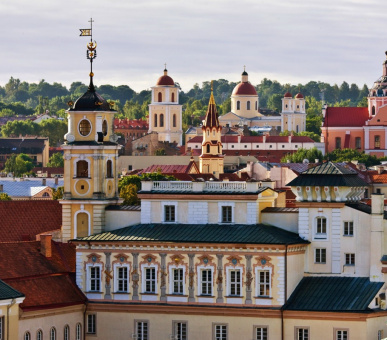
[375,135,381,149]
[165,205,176,222]
[355,137,361,149]
[315,249,326,264]
[117,266,129,292]
[89,267,101,292]
[145,267,156,293]
[222,206,232,223]
[258,270,270,296]
[345,253,355,265]
[201,269,212,295]
[377,188,382,194]
[296,328,309,340]
[378,330,383,340]
[335,137,341,149]
[0,317,3,340]
[87,314,96,334]
[135,321,148,340]
[173,321,187,340]
[336,330,348,340]
[255,327,268,340]
[214,324,227,340]
[343,222,354,236]
[316,217,327,237]
[173,268,184,294]
[229,270,241,296]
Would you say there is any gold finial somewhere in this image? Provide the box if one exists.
[164,62,167,70]
[211,80,213,93]
[89,72,94,77]
[244,65,246,72]
[209,80,215,105]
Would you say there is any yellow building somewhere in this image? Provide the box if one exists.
[148,68,183,145]
[281,91,307,133]
[60,73,122,241]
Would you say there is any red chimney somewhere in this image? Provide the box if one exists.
[40,234,52,258]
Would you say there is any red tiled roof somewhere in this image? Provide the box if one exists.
[140,164,190,174]
[284,92,292,98]
[0,201,62,242]
[323,107,369,127]
[232,82,257,96]
[5,274,86,310]
[0,241,75,279]
[368,170,387,183]
[113,118,148,129]
[32,167,64,176]
[295,92,304,99]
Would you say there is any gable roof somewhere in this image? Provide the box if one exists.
[74,223,309,245]
[0,138,48,154]
[284,277,382,312]
[0,178,64,198]
[323,107,369,127]
[0,200,62,241]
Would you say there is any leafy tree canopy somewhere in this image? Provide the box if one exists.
[47,152,64,167]
[0,193,11,201]
[4,153,34,177]
[325,148,386,167]
[280,147,324,163]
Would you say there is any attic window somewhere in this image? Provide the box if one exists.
[231,145,234,148]
[244,145,247,148]
[256,145,259,148]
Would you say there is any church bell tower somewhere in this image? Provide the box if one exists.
[60,21,122,242]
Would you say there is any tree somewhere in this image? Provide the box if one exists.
[154,148,166,156]
[325,148,384,167]
[4,153,34,177]
[47,152,64,167]
[52,186,64,200]
[266,94,282,112]
[120,183,139,205]
[1,120,40,137]
[0,193,11,201]
[39,119,68,146]
[0,108,15,117]
[280,147,323,163]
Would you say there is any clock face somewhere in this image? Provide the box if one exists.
[79,119,91,136]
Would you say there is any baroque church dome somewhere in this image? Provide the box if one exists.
[156,68,175,86]
[232,70,257,96]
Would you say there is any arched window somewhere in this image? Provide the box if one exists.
[76,323,82,340]
[160,114,164,127]
[237,101,240,110]
[206,144,210,153]
[76,212,89,238]
[107,160,113,178]
[64,325,70,340]
[76,160,88,178]
[173,114,176,128]
[247,101,251,110]
[42,192,50,197]
[154,114,157,127]
[375,135,381,148]
[171,92,175,102]
[37,330,43,340]
[50,327,56,340]
[158,92,162,102]
[24,332,31,340]
[335,137,341,149]
[372,106,376,116]
[255,101,258,110]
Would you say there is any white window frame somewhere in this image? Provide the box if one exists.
[345,253,355,266]
[218,202,235,224]
[76,324,82,340]
[141,264,158,294]
[0,317,3,340]
[24,332,31,340]
[226,267,242,297]
[86,263,102,292]
[169,265,185,295]
[173,321,188,340]
[343,221,354,236]
[198,266,214,296]
[162,201,178,223]
[314,216,328,240]
[50,327,56,340]
[335,329,348,340]
[64,325,70,340]
[134,320,149,340]
[295,327,309,340]
[37,330,43,340]
[113,263,130,293]
[254,326,268,340]
[315,248,326,264]
[213,323,228,340]
[87,314,96,334]
[255,268,271,297]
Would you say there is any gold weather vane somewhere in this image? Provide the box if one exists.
[79,18,97,77]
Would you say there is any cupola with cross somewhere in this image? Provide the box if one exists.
[148,65,183,145]
[60,20,122,242]
[199,81,224,177]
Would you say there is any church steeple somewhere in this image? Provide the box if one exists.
[199,81,224,178]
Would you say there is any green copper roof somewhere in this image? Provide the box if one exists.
[284,277,382,312]
[0,279,24,300]
[74,223,308,245]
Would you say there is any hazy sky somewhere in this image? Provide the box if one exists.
[0,0,386,92]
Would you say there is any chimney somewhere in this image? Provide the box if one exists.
[315,159,319,163]
[42,178,46,186]
[0,184,3,192]
[40,234,52,258]
[371,194,384,215]
[55,177,59,185]
[377,166,383,175]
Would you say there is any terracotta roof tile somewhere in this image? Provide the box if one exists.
[368,170,387,183]
[0,201,62,242]
[323,107,369,127]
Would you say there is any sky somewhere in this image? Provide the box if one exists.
[0,0,386,93]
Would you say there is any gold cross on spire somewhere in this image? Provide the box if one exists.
[164,62,167,70]
[244,65,246,72]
